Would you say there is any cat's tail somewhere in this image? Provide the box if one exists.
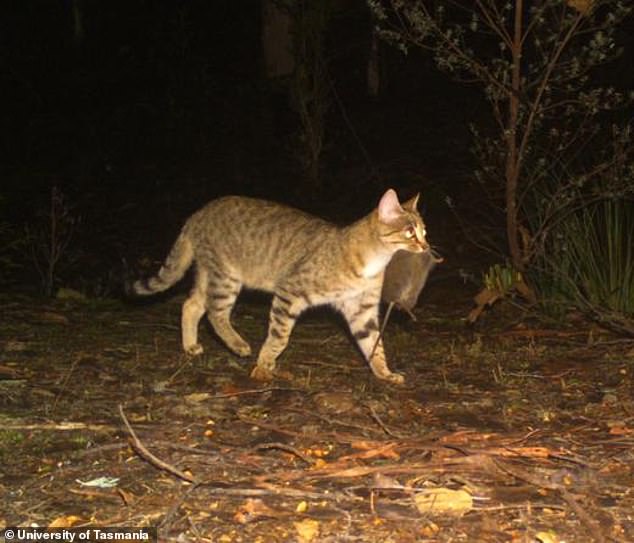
[128,233,194,296]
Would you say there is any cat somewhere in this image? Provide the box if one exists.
[129,189,428,384]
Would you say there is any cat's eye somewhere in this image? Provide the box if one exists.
[404,226,416,239]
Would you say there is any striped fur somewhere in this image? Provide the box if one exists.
[132,234,193,295]
[130,189,428,384]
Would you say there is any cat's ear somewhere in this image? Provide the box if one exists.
[402,193,420,212]
[377,189,404,223]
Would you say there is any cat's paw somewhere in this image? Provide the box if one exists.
[369,360,405,385]
[383,372,405,385]
[250,365,274,381]
[229,340,252,357]
[185,343,204,356]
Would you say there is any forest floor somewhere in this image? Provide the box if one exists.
[1,278,633,543]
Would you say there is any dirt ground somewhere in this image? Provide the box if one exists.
[1,278,633,543]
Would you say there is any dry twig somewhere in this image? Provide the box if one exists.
[251,441,316,465]
[118,404,196,483]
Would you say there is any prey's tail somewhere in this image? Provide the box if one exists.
[129,233,194,296]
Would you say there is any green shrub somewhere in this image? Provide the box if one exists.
[532,194,634,328]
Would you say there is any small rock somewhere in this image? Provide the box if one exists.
[312,391,356,414]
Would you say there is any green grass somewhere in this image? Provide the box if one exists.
[534,196,634,320]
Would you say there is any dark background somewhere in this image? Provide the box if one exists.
[1,0,631,295]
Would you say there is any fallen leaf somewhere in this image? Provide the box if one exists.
[340,442,399,461]
[234,498,277,524]
[49,515,82,528]
[414,488,473,516]
[439,430,497,444]
[467,287,500,323]
[294,519,320,543]
[185,392,211,403]
[486,446,551,458]
[76,477,119,488]
[535,530,561,543]
[607,420,632,435]
[419,521,440,537]
[311,458,328,469]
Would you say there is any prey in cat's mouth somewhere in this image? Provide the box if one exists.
[129,188,429,385]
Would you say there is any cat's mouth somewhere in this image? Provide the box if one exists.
[413,238,429,252]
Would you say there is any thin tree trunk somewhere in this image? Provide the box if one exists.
[72,0,84,47]
[367,28,380,98]
[261,0,294,78]
[505,0,524,272]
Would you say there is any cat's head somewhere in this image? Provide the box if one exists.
[376,189,428,253]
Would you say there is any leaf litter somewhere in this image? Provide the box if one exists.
[1,286,633,542]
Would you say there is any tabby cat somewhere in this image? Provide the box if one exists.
[130,189,428,384]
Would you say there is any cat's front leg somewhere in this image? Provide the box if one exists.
[339,294,405,385]
[251,293,305,381]
[365,336,404,385]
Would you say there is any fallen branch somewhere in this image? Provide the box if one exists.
[4,421,115,432]
[118,404,196,483]
[160,481,202,531]
[251,442,316,465]
[366,404,409,439]
[209,386,304,399]
[287,407,386,436]
[494,458,605,543]
[199,485,349,501]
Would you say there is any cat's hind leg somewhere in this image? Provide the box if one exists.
[182,267,208,355]
[206,274,251,357]
[337,293,405,385]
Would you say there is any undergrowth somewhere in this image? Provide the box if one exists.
[532,193,634,332]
